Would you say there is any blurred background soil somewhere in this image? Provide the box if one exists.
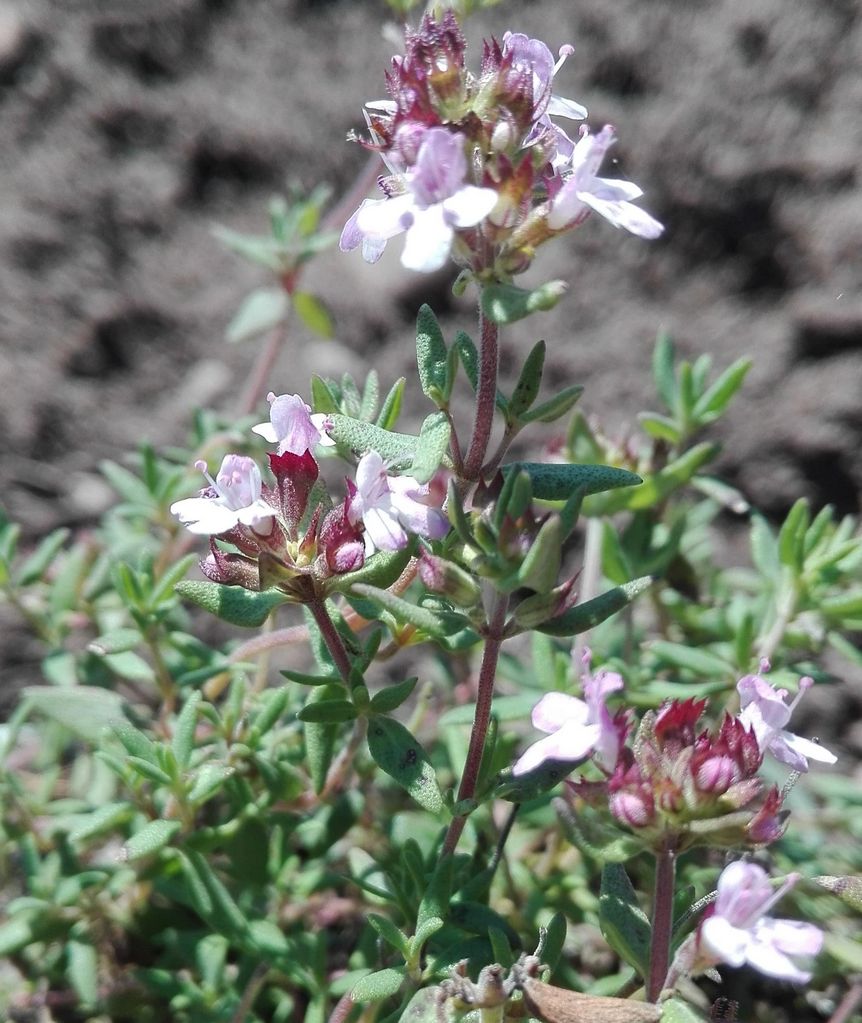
[1,0,860,710]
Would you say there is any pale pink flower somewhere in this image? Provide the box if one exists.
[170,455,275,536]
[501,33,587,122]
[346,451,449,554]
[737,665,837,772]
[339,129,498,272]
[512,650,623,776]
[547,124,664,239]
[252,392,333,455]
[697,862,823,983]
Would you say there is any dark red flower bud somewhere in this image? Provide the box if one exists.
[654,698,708,750]
[268,450,319,536]
[200,541,260,591]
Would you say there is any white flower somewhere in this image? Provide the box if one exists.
[547,124,664,239]
[698,862,824,983]
[339,128,498,273]
[170,455,274,536]
[252,392,333,455]
[737,667,837,772]
[512,650,623,776]
[346,451,449,554]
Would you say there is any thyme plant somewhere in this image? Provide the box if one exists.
[2,9,861,1023]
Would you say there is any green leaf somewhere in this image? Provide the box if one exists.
[212,224,284,271]
[750,514,779,576]
[812,875,862,913]
[87,628,142,656]
[183,849,249,938]
[248,919,291,956]
[226,287,289,344]
[351,966,406,1003]
[0,916,37,957]
[540,913,567,970]
[311,374,340,413]
[304,684,342,793]
[519,384,584,425]
[16,528,70,586]
[281,669,342,686]
[21,685,125,741]
[367,717,443,813]
[293,291,334,338]
[658,997,709,1023]
[648,641,734,679]
[517,516,562,594]
[196,933,228,990]
[298,699,357,724]
[174,581,290,628]
[481,280,567,325]
[507,462,642,501]
[638,413,682,445]
[601,522,633,587]
[150,553,200,607]
[327,543,414,597]
[778,497,809,573]
[599,864,651,979]
[326,414,417,467]
[508,339,545,420]
[370,677,418,714]
[376,377,406,430]
[692,356,752,422]
[187,763,234,804]
[594,443,718,515]
[360,370,380,421]
[534,577,653,637]
[398,986,443,1023]
[652,331,677,412]
[172,691,201,769]
[103,650,156,683]
[410,916,444,957]
[127,756,173,785]
[417,856,454,931]
[122,820,180,861]
[454,331,478,390]
[351,584,466,637]
[411,411,451,484]
[368,913,410,956]
[68,803,135,845]
[496,759,579,802]
[253,686,289,735]
[415,304,448,402]
[67,939,99,1006]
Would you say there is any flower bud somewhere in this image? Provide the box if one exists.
[609,789,654,828]
[693,754,737,794]
[418,552,481,606]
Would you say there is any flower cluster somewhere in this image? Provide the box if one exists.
[170,392,448,599]
[515,663,835,852]
[340,13,662,277]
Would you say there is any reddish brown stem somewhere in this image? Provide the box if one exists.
[308,600,353,683]
[647,837,678,1002]
[442,591,509,854]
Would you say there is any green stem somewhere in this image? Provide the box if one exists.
[442,590,509,854]
[647,837,678,1002]
[463,304,499,480]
